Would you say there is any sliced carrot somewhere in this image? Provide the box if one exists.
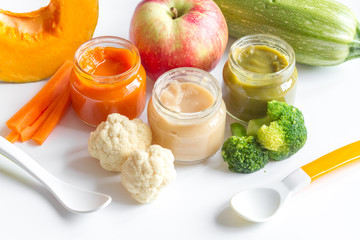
[5,131,20,143]
[31,87,71,145]
[20,91,64,142]
[6,61,73,133]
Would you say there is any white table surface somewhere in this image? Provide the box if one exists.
[0,0,359,239]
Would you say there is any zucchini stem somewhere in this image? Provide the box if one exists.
[347,24,360,61]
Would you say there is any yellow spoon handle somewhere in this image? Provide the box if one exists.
[301,141,360,181]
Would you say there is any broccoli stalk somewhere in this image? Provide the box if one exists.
[246,100,307,161]
[230,122,247,137]
[221,123,269,173]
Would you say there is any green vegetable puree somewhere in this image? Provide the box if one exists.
[237,45,288,73]
[223,45,297,122]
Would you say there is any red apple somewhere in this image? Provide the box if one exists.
[130,0,228,80]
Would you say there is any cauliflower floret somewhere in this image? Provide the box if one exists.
[88,113,152,172]
[121,145,176,203]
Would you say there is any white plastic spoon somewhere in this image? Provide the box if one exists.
[0,136,111,214]
[231,140,360,222]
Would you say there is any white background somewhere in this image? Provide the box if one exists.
[0,0,359,239]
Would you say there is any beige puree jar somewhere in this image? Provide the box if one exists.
[147,68,226,164]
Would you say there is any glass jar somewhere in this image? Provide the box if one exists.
[147,67,226,164]
[223,34,297,122]
[70,36,146,126]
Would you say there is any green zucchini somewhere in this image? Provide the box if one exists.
[213,0,360,66]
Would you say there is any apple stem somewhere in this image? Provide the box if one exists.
[170,7,178,19]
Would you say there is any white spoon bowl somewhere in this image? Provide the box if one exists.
[0,136,111,214]
[231,168,310,222]
[231,186,283,222]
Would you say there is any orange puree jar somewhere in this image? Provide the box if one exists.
[70,36,146,126]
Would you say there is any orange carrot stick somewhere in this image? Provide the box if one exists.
[5,131,20,143]
[31,88,71,145]
[6,61,73,133]
[20,91,64,142]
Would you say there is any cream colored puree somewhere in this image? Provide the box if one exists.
[148,81,226,162]
[159,82,214,113]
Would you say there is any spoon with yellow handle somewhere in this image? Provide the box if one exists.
[0,136,111,214]
[231,140,360,222]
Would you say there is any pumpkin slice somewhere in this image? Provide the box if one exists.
[0,0,99,82]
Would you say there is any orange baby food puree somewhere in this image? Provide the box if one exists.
[70,37,146,126]
[82,47,134,76]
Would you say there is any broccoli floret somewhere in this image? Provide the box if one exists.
[221,123,269,173]
[246,100,307,161]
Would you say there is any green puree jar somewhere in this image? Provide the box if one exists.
[223,34,297,122]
